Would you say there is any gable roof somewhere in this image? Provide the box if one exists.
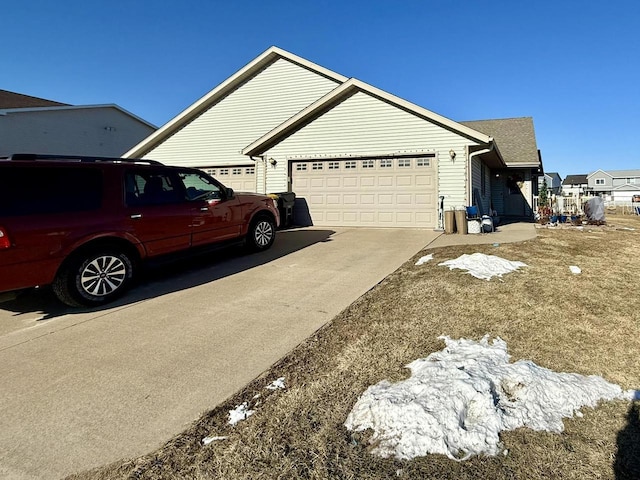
[562,174,588,185]
[0,104,156,129]
[459,117,540,168]
[242,77,498,160]
[588,168,640,178]
[0,89,69,109]
[125,46,348,158]
[612,183,640,191]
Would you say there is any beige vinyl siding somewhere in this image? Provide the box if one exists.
[262,91,478,203]
[0,107,154,157]
[141,58,340,168]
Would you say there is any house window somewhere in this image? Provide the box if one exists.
[328,162,340,170]
[362,160,374,168]
[312,162,323,170]
[345,161,356,169]
[296,163,307,171]
[205,169,216,176]
[245,167,255,175]
[595,178,605,185]
[398,159,411,168]
[417,158,430,167]
[627,178,637,184]
[232,168,242,175]
[219,168,229,175]
[379,159,392,168]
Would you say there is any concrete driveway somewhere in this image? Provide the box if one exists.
[0,227,439,479]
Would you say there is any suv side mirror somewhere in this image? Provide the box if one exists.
[226,187,234,199]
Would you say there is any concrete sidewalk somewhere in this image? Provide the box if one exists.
[426,221,537,249]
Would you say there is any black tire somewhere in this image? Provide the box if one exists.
[52,248,135,307]
[246,215,276,251]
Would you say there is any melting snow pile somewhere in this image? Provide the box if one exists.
[439,253,527,280]
[344,336,633,461]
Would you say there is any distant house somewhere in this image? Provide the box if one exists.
[125,46,543,228]
[562,174,588,197]
[586,169,640,201]
[0,90,156,157]
[538,172,562,194]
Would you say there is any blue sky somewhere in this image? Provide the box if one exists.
[2,0,639,177]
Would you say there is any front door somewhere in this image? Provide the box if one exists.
[504,173,526,216]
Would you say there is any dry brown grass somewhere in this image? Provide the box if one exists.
[71,214,640,480]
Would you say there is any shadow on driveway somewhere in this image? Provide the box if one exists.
[1,228,335,321]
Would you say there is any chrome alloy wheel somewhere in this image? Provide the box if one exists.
[253,220,274,247]
[80,255,127,296]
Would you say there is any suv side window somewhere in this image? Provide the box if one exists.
[179,171,223,201]
[0,166,102,216]
[125,171,184,206]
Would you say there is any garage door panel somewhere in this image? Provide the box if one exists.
[291,157,435,227]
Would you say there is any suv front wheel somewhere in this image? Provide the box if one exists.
[53,247,135,307]
[247,215,276,252]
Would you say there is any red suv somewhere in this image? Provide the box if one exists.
[0,154,280,307]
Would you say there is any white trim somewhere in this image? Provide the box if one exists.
[123,46,347,158]
[587,169,613,179]
[242,78,495,156]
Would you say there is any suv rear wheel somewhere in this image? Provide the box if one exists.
[247,215,276,251]
[53,247,135,307]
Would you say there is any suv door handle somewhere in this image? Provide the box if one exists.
[130,214,142,219]
[200,207,209,212]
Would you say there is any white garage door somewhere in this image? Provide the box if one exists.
[291,156,436,227]
[202,165,256,192]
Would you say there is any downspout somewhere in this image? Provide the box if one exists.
[467,141,494,206]
[250,155,267,194]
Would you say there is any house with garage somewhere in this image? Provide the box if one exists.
[587,169,640,202]
[0,89,156,158]
[125,47,543,229]
[562,174,588,197]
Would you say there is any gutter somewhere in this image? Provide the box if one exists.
[467,142,494,205]
[250,155,267,193]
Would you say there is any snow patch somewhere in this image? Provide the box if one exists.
[266,377,286,390]
[345,336,632,461]
[202,435,227,445]
[439,253,527,280]
[415,254,434,266]
[569,265,582,274]
[229,402,255,426]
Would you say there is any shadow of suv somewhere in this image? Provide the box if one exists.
[0,154,280,307]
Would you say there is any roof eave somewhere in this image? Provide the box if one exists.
[124,46,348,158]
[243,78,494,156]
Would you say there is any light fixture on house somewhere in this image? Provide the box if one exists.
[269,158,277,166]
[449,149,456,160]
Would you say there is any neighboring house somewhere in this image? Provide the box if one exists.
[0,89,156,157]
[537,172,562,194]
[125,47,543,228]
[561,174,588,197]
[586,169,640,201]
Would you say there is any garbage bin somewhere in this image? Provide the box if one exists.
[273,191,296,228]
[444,210,456,234]
[455,207,467,235]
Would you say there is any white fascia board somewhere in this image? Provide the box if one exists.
[124,46,348,158]
[0,104,156,129]
[504,162,542,168]
[243,78,494,156]
[587,169,612,179]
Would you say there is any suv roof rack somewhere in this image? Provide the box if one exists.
[7,153,163,166]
